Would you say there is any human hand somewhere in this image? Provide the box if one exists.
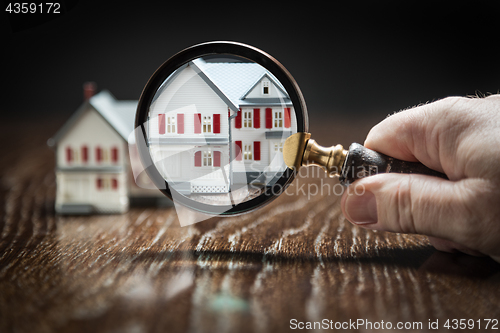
[340,95,500,262]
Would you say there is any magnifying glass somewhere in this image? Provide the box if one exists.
[135,41,446,219]
[135,41,307,217]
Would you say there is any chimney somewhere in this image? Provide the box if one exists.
[83,82,96,101]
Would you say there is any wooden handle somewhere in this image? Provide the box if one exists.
[339,143,448,186]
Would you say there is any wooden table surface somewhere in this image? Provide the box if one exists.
[1,118,499,333]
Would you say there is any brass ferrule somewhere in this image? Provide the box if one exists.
[302,139,347,177]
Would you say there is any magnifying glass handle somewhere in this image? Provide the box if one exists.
[339,143,448,186]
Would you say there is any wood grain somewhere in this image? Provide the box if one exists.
[0,118,499,333]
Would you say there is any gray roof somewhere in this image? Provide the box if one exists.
[48,90,137,146]
[191,59,290,109]
[90,91,137,140]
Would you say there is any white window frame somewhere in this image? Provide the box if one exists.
[243,143,253,161]
[273,110,283,128]
[166,115,176,133]
[73,148,80,164]
[102,147,109,163]
[243,110,253,128]
[262,80,270,95]
[203,151,212,167]
[97,177,111,190]
[203,115,212,133]
[274,142,284,153]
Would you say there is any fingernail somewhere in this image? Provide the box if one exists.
[345,190,378,224]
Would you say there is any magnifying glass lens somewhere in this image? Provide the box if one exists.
[137,44,307,217]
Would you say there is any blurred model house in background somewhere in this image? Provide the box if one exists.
[48,83,166,214]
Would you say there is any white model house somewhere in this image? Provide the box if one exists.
[48,87,167,214]
[147,58,297,195]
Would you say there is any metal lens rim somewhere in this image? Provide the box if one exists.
[135,41,308,215]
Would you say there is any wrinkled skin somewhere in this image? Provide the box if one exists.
[341,95,500,263]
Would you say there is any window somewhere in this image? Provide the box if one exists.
[195,150,221,167]
[244,144,252,161]
[203,115,212,133]
[96,147,115,163]
[166,116,176,133]
[236,142,260,161]
[274,142,284,153]
[102,148,109,162]
[274,110,283,128]
[203,151,212,166]
[96,177,118,190]
[262,80,270,95]
[243,110,252,128]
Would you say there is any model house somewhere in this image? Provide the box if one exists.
[147,58,297,195]
[48,85,167,214]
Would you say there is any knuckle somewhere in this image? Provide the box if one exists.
[452,180,500,248]
[392,175,417,234]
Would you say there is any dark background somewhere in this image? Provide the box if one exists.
[2,1,499,142]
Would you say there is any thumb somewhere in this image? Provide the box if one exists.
[340,173,488,245]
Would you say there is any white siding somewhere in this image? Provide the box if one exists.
[57,108,125,167]
[147,65,231,191]
[231,106,297,174]
[55,171,128,213]
[244,77,288,99]
[148,65,229,139]
[146,64,298,193]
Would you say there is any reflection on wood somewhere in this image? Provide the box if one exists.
[0,120,499,333]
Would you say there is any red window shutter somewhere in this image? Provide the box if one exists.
[265,108,273,128]
[66,147,72,163]
[254,141,261,161]
[213,114,221,133]
[95,147,102,163]
[213,151,221,167]
[235,141,242,161]
[194,151,201,167]
[81,146,88,163]
[177,113,184,134]
[284,108,291,128]
[235,109,242,129]
[158,114,165,134]
[253,108,260,128]
[96,177,102,190]
[111,147,118,163]
[111,178,118,190]
[194,113,201,133]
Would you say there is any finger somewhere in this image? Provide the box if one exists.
[427,236,485,257]
[364,96,470,175]
[340,172,491,247]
